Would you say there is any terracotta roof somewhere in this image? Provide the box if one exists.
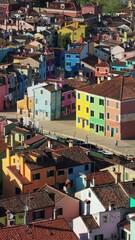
[23,135,45,146]
[86,170,115,186]
[96,61,109,67]
[79,76,135,101]
[81,55,98,67]
[12,126,30,134]
[111,61,126,67]
[0,218,79,240]
[93,183,129,210]
[39,184,66,203]
[82,215,99,231]
[25,150,55,170]
[43,84,61,92]
[67,45,84,54]
[120,180,135,199]
[38,138,67,151]
[7,166,31,186]
[0,191,54,217]
[0,138,7,154]
[54,146,91,169]
[118,220,130,231]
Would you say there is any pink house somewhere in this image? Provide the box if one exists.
[82,2,102,16]
[0,75,11,111]
[39,184,79,223]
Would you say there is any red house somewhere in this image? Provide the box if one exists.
[95,59,110,84]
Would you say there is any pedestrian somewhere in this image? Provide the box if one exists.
[115,140,118,147]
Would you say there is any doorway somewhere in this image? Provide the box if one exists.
[111,128,114,137]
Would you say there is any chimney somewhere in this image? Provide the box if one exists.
[116,33,120,42]
[9,33,12,43]
[6,146,12,166]
[40,55,44,62]
[5,135,9,144]
[68,139,73,147]
[48,140,51,148]
[98,58,101,64]
[30,48,34,53]
[46,2,49,8]
[80,35,84,44]
[67,44,70,51]
[54,82,58,91]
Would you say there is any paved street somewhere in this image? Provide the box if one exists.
[1,111,135,157]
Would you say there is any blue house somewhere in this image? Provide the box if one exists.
[65,43,88,78]
[110,61,129,71]
[126,56,135,69]
[34,83,61,121]
[53,47,65,68]
[55,145,91,192]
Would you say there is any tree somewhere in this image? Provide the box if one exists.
[89,0,124,15]
[58,33,71,49]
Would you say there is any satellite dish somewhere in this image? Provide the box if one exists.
[8,213,13,220]
[24,205,29,212]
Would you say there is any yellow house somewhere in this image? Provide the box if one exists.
[57,21,86,44]
[76,90,90,131]
[17,93,34,122]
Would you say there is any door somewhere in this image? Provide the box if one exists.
[96,124,98,133]
[82,119,85,128]
[111,127,114,137]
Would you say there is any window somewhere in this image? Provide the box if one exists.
[88,192,91,197]
[68,94,71,99]
[99,113,104,119]
[90,97,94,103]
[78,117,80,123]
[99,99,104,106]
[13,159,16,164]
[105,68,108,72]
[116,115,119,121]
[66,62,71,66]
[107,112,110,119]
[70,180,73,188]
[35,110,38,115]
[62,96,65,101]
[33,210,44,220]
[107,100,110,106]
[76,54,79,58]
[97,67,99,71]
[41,90,43,94]
[33,173,40,180]
[78,105,80,111]
[19,134,21,141]
[58,170,64,176]
[107,125,110,131]
[47,170,54,178]
[58,182,65,190]
[46,112,48,117]
[86,107,89,113]
[94,234,103,240]
[102,216,108,223]
[116,127,119,134]
[72,103,75,109]
[116,102,119,109]
[99,126,104,132]
[86,120,89,126]
[20,108,23,114]
[66,54,70,58]
[56,208,63,216]
[125,172,129,181]
[45,100,48,105]
[35,99,38,104]
[85,164,89,171]
[78,93,80,99]
[90,123,94,129]
[68,168,73,174]
[86,95,89,102]
[15,187,21,195]
[91,110,94,117]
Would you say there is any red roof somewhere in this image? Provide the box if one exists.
[0,219,79,240]
[23,135,45,145]
[86,170,115,186]
[7,166,31,186]
[118,220,130,231]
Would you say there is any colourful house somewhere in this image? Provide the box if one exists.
[0,190,54,226]
[95,60,110,84]
[76,76,135,140]
[61,84,76,116]
[65,42,88,77]
[34,83,61,121]
[2,147,67,198]
[58,22,86,44]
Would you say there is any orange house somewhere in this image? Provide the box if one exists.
[2,146,67,198]
[95,60,110,84]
